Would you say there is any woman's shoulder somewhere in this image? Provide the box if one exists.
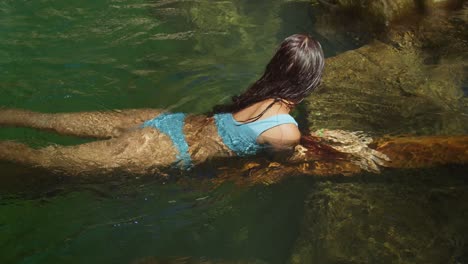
[257,122,301,149]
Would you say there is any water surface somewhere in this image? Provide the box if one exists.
[1,0,467,263]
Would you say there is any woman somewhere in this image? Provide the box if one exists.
[0,34,325,176]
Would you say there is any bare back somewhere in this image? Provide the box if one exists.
[232,99,301,149]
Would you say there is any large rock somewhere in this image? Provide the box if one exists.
[305,40,466,135]
[291,5,468,263]
[304,6,467,135]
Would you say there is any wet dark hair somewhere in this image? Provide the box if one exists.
[213,34,325,117]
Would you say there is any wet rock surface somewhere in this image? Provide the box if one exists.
[315,0,464,25]
[304,5,467,135]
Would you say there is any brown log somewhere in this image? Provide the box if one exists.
[375,135,468,168]
[212,135,468,186]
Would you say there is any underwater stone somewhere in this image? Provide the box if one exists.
[288,169,468,263]
[316,0,464,25]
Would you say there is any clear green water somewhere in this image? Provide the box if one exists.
[0,0,356,114]
[0,174,311,263]
[1,0,467,263]
[0,1,351,263]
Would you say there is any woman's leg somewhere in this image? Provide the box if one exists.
[0,127,178,175]
[0,108,164,139]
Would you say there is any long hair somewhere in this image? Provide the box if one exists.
[212,34,339,158]
[213,34,325,114]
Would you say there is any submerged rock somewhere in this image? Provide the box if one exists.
[291,13,468,253]
[186,0,282,57]
[315,0,464,25]
[288,167,468,263]
[132,256,268,264]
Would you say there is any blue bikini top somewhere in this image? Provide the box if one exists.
[214,113,298,156]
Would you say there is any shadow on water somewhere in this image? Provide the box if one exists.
[0,160,313,264]
[1,159,467,263]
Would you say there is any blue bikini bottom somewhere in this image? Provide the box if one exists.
[141,113,192,168]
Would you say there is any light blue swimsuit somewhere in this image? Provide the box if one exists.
[213,113,298,156]
[141,112,298,166]
[141,113,192,167]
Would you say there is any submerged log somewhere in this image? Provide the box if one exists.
[375,135,468,168]
[0,134,466,188]
[212,135,468,186]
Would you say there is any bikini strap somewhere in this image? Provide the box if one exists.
[236,98,290,123]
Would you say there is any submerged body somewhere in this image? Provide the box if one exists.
[2,107,467,180]
[0,34,323,176]
[0,34,466,180]
[139,99,299,167]
[0,99,300,176]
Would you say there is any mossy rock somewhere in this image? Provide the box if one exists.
[289,168,468,263]
[305,5,468,135]
[305,39,466,135]
[316,0,463,25]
